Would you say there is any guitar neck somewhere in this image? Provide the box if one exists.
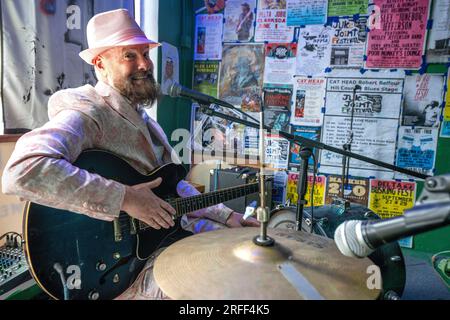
[172,182,259,217]
[138,182,259,231]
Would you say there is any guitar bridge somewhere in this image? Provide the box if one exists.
[113,218,122,242]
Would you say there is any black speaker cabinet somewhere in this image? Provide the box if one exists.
[210,167,272,213]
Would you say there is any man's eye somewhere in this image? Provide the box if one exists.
[124,53,135,59]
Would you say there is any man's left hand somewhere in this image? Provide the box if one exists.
[226,212,260,228]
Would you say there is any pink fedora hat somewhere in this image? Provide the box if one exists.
[79,9,160,65]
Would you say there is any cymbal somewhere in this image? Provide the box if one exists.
[154,227,381,300]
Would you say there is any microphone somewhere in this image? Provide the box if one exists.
[169,82,230,107]
[334,201,450,258]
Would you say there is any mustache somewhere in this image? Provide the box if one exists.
[130,72,155,81]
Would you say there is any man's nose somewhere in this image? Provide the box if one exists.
[137,55,151,72]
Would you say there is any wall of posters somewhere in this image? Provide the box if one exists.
[402,74,445,128]
[194,14,224,60]
[223,0,256,42]
[365,0,430,69]
[193,61,220,97]
[396,127,439,178]
[324,175,369,206]
[327,0,368,16]
[255,0,295,42]
[290,77,326,126]
[426,0,450,64]
[296,25,333,76]
[369,179,416,219]
[219,44,265,107]
[286,0,328,26]
[264,43,297,84]
[330,16,368,68]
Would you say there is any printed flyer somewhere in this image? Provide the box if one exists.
[255,0,296,42]
[193,61,220,97]
[296,25,333,76]
[327,0,368,16]
[194,14,224,60]
[324,175,370,206]
[290,77,326,126]
[365,0,430,69]
[223,0,257,42]
[369,179,416,219]
[264,43,297,84]
[286,0,328,26]
[286,172,326,207]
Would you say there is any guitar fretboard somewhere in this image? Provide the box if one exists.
[138,182,259,231]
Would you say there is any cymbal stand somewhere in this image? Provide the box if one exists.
[254,104,274,246]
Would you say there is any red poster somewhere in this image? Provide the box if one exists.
[365,0,430,69]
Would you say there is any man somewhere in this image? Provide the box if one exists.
[2,9,257,299]
[161,57,175,95]
[236,3,253,42]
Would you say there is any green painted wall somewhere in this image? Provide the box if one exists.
[157,0,194,147]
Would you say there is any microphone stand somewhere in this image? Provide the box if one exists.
[295,147,313,231]
[340,85,360,200]
[196,104,429,180]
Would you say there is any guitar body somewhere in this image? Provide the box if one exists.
[23,150,189,300]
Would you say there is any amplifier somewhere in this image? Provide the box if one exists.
[210,167,272,213]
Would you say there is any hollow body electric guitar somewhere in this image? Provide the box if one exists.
[23,150,259,300]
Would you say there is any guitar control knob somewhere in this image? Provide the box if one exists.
[96,262,107,271]
[88,290,100,300]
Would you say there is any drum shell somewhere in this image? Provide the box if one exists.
[268,204,406,300]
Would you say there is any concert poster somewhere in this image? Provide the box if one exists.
[286,172,326,207]
[193,61,220,97]
[264,43,297,84]
[395,127,439,178]
[296,25,333,77]
[365,0,430,69]
[219,44,265,108]
[263,84,292,132]
[330,16,368,68]
[265,134,290,169]
[223,0,256,43]
[327,0,368,17]
[286,0,328,26]
[320,70,404,179]
[402,74,445,128]
[255,0,295,43]
[194,14,224,60]
[290,77,326,126]
[289,125,321,168]
[368,179,416,219]
[324,175,369,206]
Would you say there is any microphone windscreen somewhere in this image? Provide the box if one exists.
[334,220,373,258]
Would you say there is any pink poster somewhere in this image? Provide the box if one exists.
[365,0,430,69]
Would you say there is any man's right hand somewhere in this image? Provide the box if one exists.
[121,177,176,230]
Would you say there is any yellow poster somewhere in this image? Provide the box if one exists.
[369,179,416,219]
[286,172,325,207]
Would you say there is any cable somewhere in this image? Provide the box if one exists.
[310,152,318,233]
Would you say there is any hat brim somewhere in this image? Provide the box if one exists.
[79,39,161,65]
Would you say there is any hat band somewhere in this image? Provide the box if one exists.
[90,28,155,49]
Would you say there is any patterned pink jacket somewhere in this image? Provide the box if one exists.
[2,81,233,226]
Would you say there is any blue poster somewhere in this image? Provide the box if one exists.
[395,127,439,177]
[286,0,328,26]
[289,125,321,168]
